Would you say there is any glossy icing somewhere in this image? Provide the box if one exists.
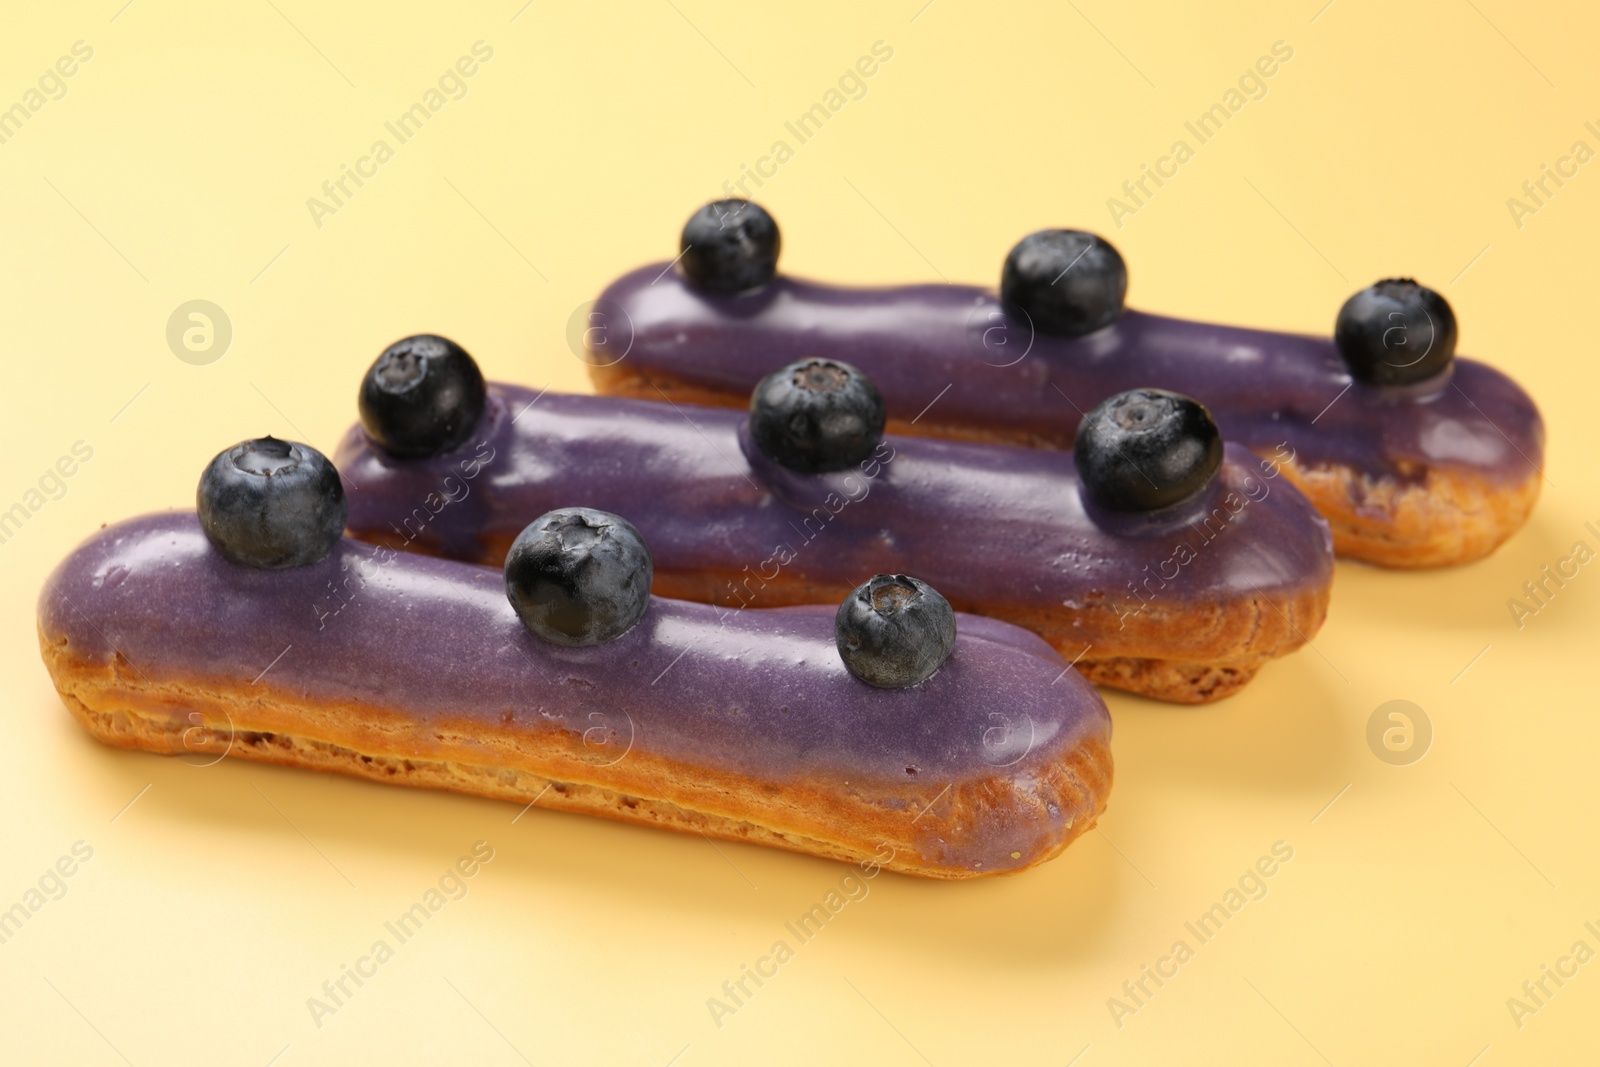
[593,265,1545,486]
[334,386,1334,614]
[38,513,1108,811]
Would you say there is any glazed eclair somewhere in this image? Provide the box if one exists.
[587,201,1544,567]
[337,339,1335,703]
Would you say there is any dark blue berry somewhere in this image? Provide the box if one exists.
[504,508,653,647]
[359,334,486,458]
[835,574,957,689]
[1074,389,1222,512]
[680,199,781,294]
[1001,229,1127,337]
[749,358,885,473]
[1335,279,1456,385]
[197,437,347,569]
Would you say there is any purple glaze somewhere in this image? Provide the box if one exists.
[334,386,1333,619]
[593,265,1545,485]
[39,513,1109,872]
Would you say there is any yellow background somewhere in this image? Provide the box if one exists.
[3,1,1596,1063]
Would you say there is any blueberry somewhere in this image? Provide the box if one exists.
[197,437,347,569]
[749,358,886,473]
[358,334,486,458]
[504,508,653,647]
[1074,389,1222,512]
[1001,229,1127,337]
[835,575,957,689]
[1334,279,1456,386]
[679,199,781,294]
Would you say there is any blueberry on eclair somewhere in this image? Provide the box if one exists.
[749,358,886,473]
[835,574,957,689]
[679,199,781,294]
[504,508,653,647]
[1074,389,1223,512]
[1001,229,1128,337]
[359,334,486,458]
[197,437,347,568]
[1334,279,1456,386]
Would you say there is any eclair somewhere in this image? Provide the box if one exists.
[586,200,1545,568]
[336,338,1335,703]
[37,439,1113,879]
